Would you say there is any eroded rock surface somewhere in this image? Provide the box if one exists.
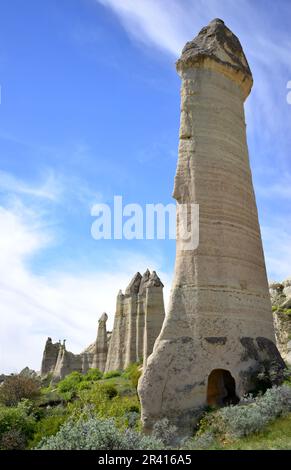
[138,19,283,435]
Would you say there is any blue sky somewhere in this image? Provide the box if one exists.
[0,0,291,373]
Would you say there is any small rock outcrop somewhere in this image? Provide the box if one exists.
[41,312,110,382]
[270,279,291,363]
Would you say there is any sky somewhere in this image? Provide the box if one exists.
[0,0,291,374]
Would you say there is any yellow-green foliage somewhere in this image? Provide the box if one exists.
[57,369,103,399]
[103,370,122,379]
[68,381,140,427]
[0,402,36,450]
[28,414,66,449]
[122,363,142,389]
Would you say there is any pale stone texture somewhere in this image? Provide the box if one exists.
[41,338,61,376]
[91,313,108,372]
[52,341,83,383]
[270,279,291,363]
[105,271,165,372]
[40,270,165,382]
[143,272,165,368]
[138,19,284,435]
[41,313,110,382]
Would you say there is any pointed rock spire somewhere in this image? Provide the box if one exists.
[147,270,164,288]
[139,269,151,294]
[125,272,142,295]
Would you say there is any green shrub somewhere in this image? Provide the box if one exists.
[197,385,291,441]
[103,370,122,379]
[98,383,118,400]
[152,418,178,446]
[183,431,218,450]
[77,381,91,392]
[0,402,36,449]
[69,383,139,425]
[0,375,40,406]
[123,363,142,389]
[84,369,103,381]
[1,428,27,450]
[28,414,67,449]
[37,417,164,450]
[57,372,83,397]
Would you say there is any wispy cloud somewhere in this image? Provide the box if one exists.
[96,0,291,150]
[0,174,171,374]
[0,169,62,201]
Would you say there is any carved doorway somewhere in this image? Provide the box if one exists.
[207,369,239,406]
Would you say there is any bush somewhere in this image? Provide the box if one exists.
[0,402,36,450]
[183,431,218,450]
[97,384,118,400]
[28,414,67,449]
[152,418,178,446]
[84,369,103,381]
[103,370,122,379]
[197,385,291,441]
[67,383,140,427]
[77,381,91,392]
[0,428,27,450]
[57,372,83,398]
[37,416,164,450]
[0,375,40,406]
[123,363,142,389]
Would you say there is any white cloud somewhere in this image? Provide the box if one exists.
[0,199,171,374]
[0,169,62,201]
[96,0,291,149]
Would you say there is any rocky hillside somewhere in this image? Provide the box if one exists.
[270,279,291,364]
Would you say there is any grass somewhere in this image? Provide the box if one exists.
[221,413,291,450]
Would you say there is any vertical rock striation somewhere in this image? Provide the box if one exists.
[105,270,165,372]
[92,312,108,372]
[138,19,284,435]
[40,270,165,382]
[41,338,61,377]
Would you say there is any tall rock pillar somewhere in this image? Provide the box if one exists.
[105,291,126,372]
[143,272,165,367]
[92,313,108,372]
[138,19,284,434]
[136,269,150,362]
[124,273,142,368]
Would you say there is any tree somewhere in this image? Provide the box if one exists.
[0,375,40,406]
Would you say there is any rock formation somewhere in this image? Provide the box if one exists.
[105,270,165,372]
[138,19,284,435]
[91,313,108,371]
[52,341,83,383]
[40,270,165,382]
[41,312,110,382]
[41,338,61,376]
[270,279,291,363]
